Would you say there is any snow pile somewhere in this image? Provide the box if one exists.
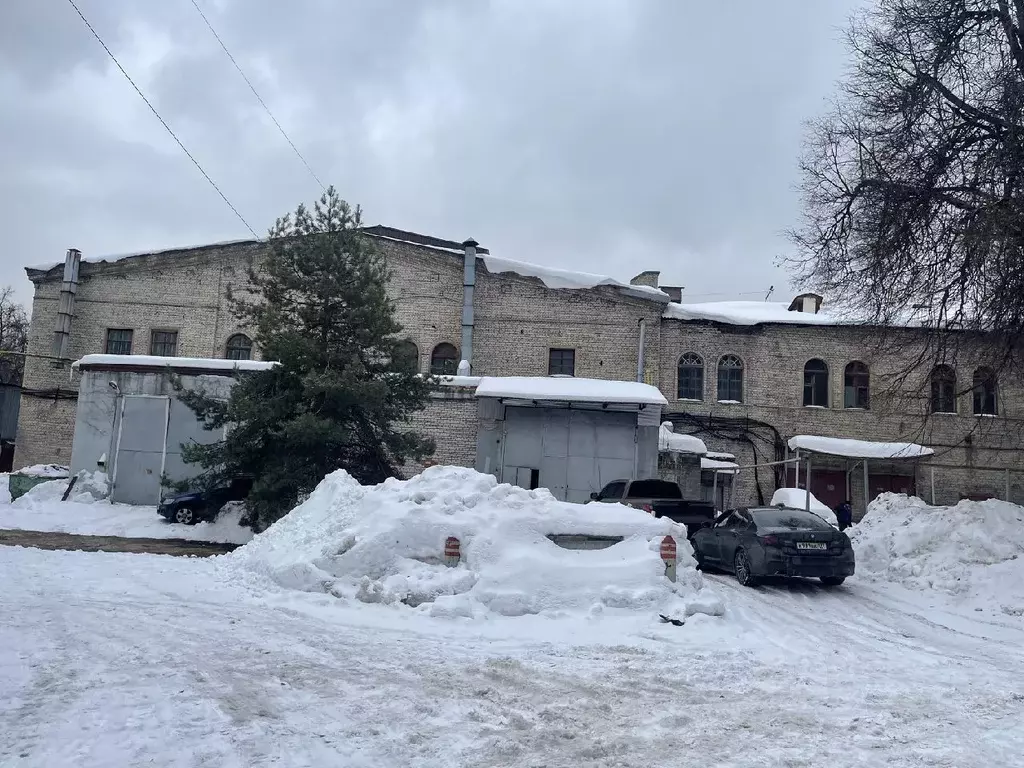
[3,474,253,544]
[15,464,69,478]
[225,466,723,620]
[659,422,708,455]
[770,488,839,527]
[851,494,1024,614]
[14,470,108,505]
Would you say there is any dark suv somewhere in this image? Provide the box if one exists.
[158,477,253,526]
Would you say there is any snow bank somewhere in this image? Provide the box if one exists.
[658,422,708,455]
[851,494,1024,615]
[224,466,723,620]
[770,488,839,527]
[2,473,253,545]
[16,464,70,478]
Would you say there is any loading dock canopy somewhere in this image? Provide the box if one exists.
[475,376,668,407]
[788,435,934,460]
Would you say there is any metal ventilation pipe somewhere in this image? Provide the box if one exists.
[460,238,478,372]
[636,318,646,382]
[52,248,81,361]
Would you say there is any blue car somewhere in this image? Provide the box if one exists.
[157,477,253,526]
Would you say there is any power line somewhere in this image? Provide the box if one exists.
[65,0,258,238]
[189,0,326,192]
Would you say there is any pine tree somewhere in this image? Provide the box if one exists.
[178,188,436,530]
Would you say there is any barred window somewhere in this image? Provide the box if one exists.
[105,329,133,355]
[394,340,419,374]
[803,359,829,407]
[973,367,997,415]
[548,348,576,376]
[150,330,178,357]
[226,334,253,361]
[930,365,957,414]
[430,343,459,376]
[677,353,704,400]
[717,355,744,403]
[844,361,870,409]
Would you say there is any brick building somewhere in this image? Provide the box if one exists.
[18,226,1024,512]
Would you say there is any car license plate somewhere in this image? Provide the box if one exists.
[796,542,827,550]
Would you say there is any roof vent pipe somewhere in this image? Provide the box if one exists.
[52,248,81,362]
[461,238,477,372]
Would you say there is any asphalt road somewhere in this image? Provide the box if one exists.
[0,529,239,557]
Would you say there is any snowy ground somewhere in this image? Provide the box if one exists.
[1,545,1022,767]
[0,475,253,545]
[3,476,1023,766]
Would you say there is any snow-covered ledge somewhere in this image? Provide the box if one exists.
[658,422,708,455]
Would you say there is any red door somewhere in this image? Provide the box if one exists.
[785,469,847,511]
[868,474,915,499]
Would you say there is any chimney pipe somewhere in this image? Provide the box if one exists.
[52,248,81,362]
[460,238,478,372]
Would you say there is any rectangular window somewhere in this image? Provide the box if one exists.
[548,348,575,376]
[105,329,133,355]
[149,330,178,357]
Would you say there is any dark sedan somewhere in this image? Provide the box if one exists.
[158,477,253,526]
[691,506,855,587]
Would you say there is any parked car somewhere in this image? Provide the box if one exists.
[691,505,855,587]
[590,479,716,534]
[158,476,253,525]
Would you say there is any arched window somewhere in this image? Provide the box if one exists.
[430,343,459,376]
[225,333,252,361]
[717,355,744,403]
[930,365,957,414]
[973,367,997,415]
[803,359,829,407]
[393,340,419,374]
[677,353,704,401]
[844,361,870,409]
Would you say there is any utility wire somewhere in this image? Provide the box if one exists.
[65,0,259,238]
[189,0,326,192]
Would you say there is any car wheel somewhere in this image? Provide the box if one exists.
[734,550,757,587]
[692,548,705,571]
[173,506,197,525]
[820,576,846,587]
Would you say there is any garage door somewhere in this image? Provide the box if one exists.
[501,407,636,503]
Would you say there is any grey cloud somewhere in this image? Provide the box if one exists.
[1,0,864,308]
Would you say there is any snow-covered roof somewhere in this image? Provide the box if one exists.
[28,239,257,272]
[474,376,668,406]
[481,255,669,300]
[705,450,736,461]
[436,375,483,387]
[658,422,708,455]
[788,435,934,460]
[702,457,738,474]
[663,301,847,327]
[73,354,277,373]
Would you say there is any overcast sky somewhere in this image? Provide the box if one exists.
[1,0,865,310]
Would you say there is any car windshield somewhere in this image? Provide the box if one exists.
[751,508,833,531]
[627,480,682,499]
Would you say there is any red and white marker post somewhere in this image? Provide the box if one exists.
[660,535,677,582]
[444,536,461,567]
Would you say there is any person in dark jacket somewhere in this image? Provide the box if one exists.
[835,500,853,531]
